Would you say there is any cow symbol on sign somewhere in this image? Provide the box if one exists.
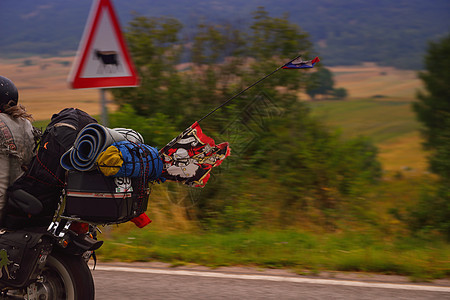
[94,49,121,74]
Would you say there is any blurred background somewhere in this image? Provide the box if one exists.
[1,0,449,280]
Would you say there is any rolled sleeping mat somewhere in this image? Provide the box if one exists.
[61,124,140,171]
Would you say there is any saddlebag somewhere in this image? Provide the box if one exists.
[64,171,149,224]
[0,229,52,288]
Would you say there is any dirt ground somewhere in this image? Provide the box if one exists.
[331,62,421,99]
[0,56,117,121]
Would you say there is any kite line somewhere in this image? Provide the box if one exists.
[197,54,319,123]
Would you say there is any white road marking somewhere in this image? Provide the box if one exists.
[94,266,450,293]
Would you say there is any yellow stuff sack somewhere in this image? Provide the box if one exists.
[96,145,124,176]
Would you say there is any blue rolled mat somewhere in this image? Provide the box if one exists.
[113,141,163,180]
[61,123,141,171]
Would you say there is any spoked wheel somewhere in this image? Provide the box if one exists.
[34,252,94,300]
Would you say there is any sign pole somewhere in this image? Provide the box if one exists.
[100,88,109,126]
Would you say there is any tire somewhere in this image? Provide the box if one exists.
[35,252,95,300]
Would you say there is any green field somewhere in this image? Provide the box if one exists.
[309,99,417,143]
[307,97,428,175]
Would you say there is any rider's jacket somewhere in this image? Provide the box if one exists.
[0,113,35,216]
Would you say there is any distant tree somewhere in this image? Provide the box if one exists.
[332,87,348,100]
[250,7,311,60]
[186,21,247,123]
[248,6,312,95]
[22,59,33,66]
[110,15,187,121]
[413,34,450,180]
[306,67,335,100]
[409,34,450,239]
[113,8,314,127]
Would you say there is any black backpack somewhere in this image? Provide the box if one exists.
[5,108,97,228]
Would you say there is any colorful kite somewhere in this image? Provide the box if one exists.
[282,56,320,69]
[159,122,230,188]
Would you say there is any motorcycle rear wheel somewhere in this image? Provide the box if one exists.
[35,252,95,300]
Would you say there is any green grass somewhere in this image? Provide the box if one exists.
[308,98,419,144]
[32,119,50,131]
[96,229,450,281]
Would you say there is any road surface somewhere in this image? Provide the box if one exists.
[91,262,450,299]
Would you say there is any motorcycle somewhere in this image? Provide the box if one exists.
[0,170,149,299]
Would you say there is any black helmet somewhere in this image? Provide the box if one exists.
[0,76,18,112]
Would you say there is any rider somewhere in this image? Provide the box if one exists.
[0,76,37,222]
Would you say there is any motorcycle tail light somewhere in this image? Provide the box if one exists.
[69,221,90,234]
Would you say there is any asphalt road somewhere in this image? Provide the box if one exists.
[91,262,450,299]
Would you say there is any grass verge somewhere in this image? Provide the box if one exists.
[96,229,450,281]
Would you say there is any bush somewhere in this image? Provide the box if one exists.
[108,104,179,148]
[192,102,381,230]
[407,183,450,240]
[332,87,348,100]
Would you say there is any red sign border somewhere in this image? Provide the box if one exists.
[69,0,139,89]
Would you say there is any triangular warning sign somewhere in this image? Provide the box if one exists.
[68,0,139,89]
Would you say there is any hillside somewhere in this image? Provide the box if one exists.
[1,0,449,69]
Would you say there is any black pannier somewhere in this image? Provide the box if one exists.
[0,229,52,288]
[64,171,149,224]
